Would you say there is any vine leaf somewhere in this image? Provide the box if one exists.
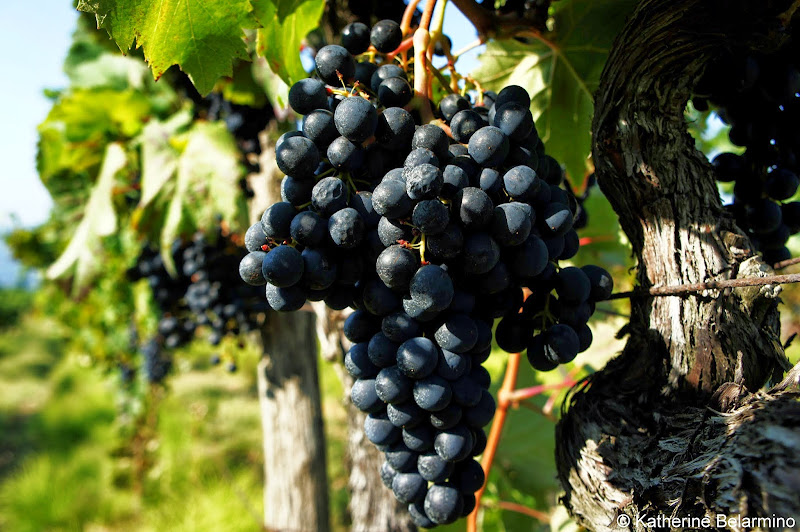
[253,0,325,86]
[159,121,248,274]
[138,108,194,208]
[471,0,636,188]
[76,0,259,95]
[47,142,127,288]
[253,56,290,109]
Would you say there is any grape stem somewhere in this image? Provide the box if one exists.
[490,501,550,523]
[413,28,435,123]
[428,0,448,58]
[400,0,424,36]
[386,36,415,61]
[774,256,800,270]
[501,378,578,404]
[420,0,438,32]
[452,38,484,59]
[515,398,557,422]
[424,55,457,94]
[605,272,800,300]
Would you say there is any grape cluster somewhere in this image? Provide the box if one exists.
[237,21,612,527]
[694,38,800,264]
[128,229,269,382]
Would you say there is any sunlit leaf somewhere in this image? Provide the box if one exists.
[472,0,637,188]
[138,108,194,208]
[160,122,248,274]
[253,0,324,86]
[47,143,127,289]
[77,0,260,95]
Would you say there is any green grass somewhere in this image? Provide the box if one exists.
[0,314,367,532]
[0,316,270,532]
[0,287,33,330]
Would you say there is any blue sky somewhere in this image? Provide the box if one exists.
[0,2,78,230]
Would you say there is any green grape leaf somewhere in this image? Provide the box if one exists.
[68,52,151,91]
[253,0,325,86]
[160,121,248,274]
[223,60,268,107]
[471,0,636,188]
[76,0,260,95]
[47,143,127,288]
[37,89,153,193]
[138,107,194,208]
[253,56,290,109]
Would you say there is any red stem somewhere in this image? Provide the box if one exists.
[502,379,577,403]
[419,0,438,33]
[495,501,551,523]
[401,0,424,36]
[467,352,521,532]
[386,36,415,60]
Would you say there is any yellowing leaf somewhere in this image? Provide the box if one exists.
[160,121,248,273]
[138,108,194,208]
[47,143,127,289]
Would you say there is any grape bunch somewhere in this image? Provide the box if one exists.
[693,37,800,265]
[237,20,612,527]
[128,229,269,382]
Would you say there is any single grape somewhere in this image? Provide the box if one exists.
[452,187,494,229]
[300,248,337,290]
[239,251,267,286]
[371,19,403,53]
[288,78,328,115]
[302,109,338,148]
[424,483,463,525]
[315,44,356,85]
[433,424,474,462]
[376,107,415,149]
[351,378,384,413]
[439,94,471,122]
[345,342,380,379]
[245,222,268,252]
[365,411,401,446]
[450,109,484,143]
[376,365,414,404]
[261,202,296,241]
[289,210,327,247]
[334,96,378,143]
[412,124,451,161]
[397,337,440,379]
[378,77,413,107]
[371,64,407,93]
[262,245,304,287]
[418,453,454,483]
[341,21,371,55]
[328,208,365,248]
[275,134,319,179]
[412,200,449,235]
[311,177,348,217]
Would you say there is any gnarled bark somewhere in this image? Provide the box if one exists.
[557,1,800,530]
